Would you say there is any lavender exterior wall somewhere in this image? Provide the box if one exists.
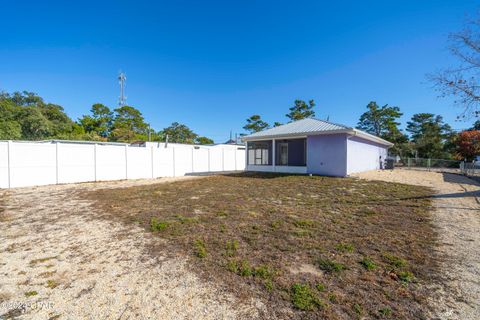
[346,136,388,175]
[306,134,348,177]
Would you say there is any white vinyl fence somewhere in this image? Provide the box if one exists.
[0,141,246,188]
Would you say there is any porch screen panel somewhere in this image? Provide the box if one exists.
[247,141,272,165]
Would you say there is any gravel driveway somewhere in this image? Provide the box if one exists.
[0,177,262,320]
[352,169,480,320]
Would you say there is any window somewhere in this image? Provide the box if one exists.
[247,141,271,165]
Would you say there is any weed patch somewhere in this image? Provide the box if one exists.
[150,217,168,232]
[360,256,376,270]
[291,283,323,311]
[194,240,207,258]
[317,258,346,273]
[335,242,354,253]
[24,291,38,297]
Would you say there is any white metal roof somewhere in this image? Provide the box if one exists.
[242,118,393,147]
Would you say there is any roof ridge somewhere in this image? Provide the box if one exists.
[310,117,352,130]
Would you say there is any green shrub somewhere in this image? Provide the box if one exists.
[360,256,376,270]
[291,283,323,311]
[317,258,345,273]
[194,240,207,258]
[150,217,168,232]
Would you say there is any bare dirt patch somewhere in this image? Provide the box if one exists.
[0,177,261,319]
[353,169,480,320]
[81,172,438,319]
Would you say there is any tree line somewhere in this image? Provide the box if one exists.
[242,99,480,161]
[0,91,214,144]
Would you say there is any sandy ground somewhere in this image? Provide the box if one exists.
[0,177,263,320]
[352,169,480,320]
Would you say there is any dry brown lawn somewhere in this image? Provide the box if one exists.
[82,172,438,319]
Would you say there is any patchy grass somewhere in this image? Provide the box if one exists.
[360,256,377,271]
[291,283,324,311]
[24,291,38,297]
[82,172,438,319]
[193,240,207,258]
[46,279,58,289]
[150,217,168,232]
[29,256,57,266]
[317,258,346,273]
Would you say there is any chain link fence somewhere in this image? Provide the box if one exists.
[396,157,462,173]
[460,161,480,180]
[393,157,480,181]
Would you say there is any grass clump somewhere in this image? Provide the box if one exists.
[291,283,323,311]
[227,259,238,273]
[360,256,376,270]
[397,271,415,283]
[194,240,207,258]
[254,264,274,279]
[293,219,315,228]
[315,283,325,292]
[335,242,354,253]
[328,293,338,303]
[24,291,38,297]
[46,280,58,289]
[225,239,238,257]
[176,215,196,224]
[383,253,407,268]
[317,258,346,273]
[353,303,363,316]
[150,217,168,232]
[238,259,253,276]
[379,306,392,317]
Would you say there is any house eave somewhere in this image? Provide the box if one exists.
[242,129,393,147]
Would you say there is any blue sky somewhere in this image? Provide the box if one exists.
[0,1,478,142]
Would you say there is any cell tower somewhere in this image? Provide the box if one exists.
[118,71,127,106]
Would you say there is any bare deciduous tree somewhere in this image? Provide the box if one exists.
[429,16,480,118]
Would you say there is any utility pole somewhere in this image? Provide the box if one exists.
[118,71,127,106]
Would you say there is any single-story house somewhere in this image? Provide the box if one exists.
[241,118,393,177]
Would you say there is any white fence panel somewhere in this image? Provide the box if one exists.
[127,147,152,179]
[223,148,236,171]
[0,141,246,188]
[57,144,95,184]
[209,148,223,171]
[0,142,9,188]
[174,147,193,176]
[193,147,209,173]
[236,147,245,170]
[96,145,127,181]
[10,143,56,188]
[154,147,174,177]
